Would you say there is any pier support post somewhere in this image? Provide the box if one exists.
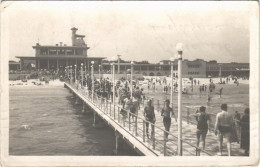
[75,97,79,105]
[82,102,85,112]
[93,112,96,127]
[115,131,120,155]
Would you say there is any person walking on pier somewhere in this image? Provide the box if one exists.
[161,99,175,141]
[144,99,156,139]
[219,87,223,98]
[194,106,210,150]
[214,104,234,156]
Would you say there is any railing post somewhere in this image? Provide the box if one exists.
[110,102,112,116]
[114,104,116,119]
[123,110,125,127]
[100,96,102,109]
[157,99,160,113]
[105,99,107,113]
[135,116,137,136]
[152,124,155,150]
[196,148,201,156]
[187,107,190,124]
[129,112,131,131]
[118,106,120,123]
[164,133,167,156]
[143,120,145,142]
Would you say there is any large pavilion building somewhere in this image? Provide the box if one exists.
[16,27,104,71]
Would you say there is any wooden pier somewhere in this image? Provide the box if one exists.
[64,82,213,156]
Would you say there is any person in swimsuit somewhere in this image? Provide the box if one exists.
[144,100,156,139]
[161,99,175,141]
[194,106,210,149]
[214,104,234,156]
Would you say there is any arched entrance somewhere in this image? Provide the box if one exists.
[149,72,154,76]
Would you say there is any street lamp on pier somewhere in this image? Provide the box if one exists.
[74,64,77,84]
[91,61,94,102]
[70,66,72,84]
[99,64,101,81]
[85,65,87,87]
[170,57,175,110]
[130,61,134,98]
[176,42,183,156]
[81,63,84,87]
[111,56,117,105]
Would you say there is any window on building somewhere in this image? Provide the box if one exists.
[173,65,178,70]
[163,66,170,71]
[58,49,65,55]
[49,49,57,55]
[40,49,48,55]
[141,66,147,71]
[149,66,155,71]
[76,49,83,55]
[67,49,74,55]
[134,66,139,70]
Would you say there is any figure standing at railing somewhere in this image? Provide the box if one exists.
[122,96,133,124]
[161,99,175,142]
[193,106,210,150]
[214,104,234,156]
[240,108,249,156]
[134,87,142,109]
[131,96,139,122]
[144,99,156,139]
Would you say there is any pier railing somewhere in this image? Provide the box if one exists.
[142,96,240,135]
[67,82,213,156]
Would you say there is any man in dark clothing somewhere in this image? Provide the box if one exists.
[219,87,223,97]
[161,100,175,141]
[144,100,156,139]
[240,108,250,155]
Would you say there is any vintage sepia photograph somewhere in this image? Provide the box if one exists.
[1,1,259,166]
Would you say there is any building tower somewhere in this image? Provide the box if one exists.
[117,55,121,74]
[71,27,78,46]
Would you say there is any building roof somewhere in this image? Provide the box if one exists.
[9,61,20,65]
[75,34,85,38]
[32,45,89,49]
[16,56,105,60]
[71,27,78,31]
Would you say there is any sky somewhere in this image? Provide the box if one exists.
[2,1,253,63]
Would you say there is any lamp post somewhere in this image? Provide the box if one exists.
[170,57,175,110]
[111,56,117,105]
[176,43,183,156]
[117,55,121,74]
[112,62,115,105]
[85,65,87,87]
[81,63,84,87]
[91,61,94,102]
[70,66,72,84]
[74,64,77,84]
[67,66,69,82]
[130,61,134,98]
[99,64,101,81]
